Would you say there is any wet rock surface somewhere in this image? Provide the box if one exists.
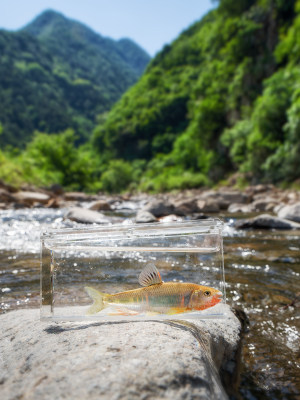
[235,214,300,230]
[0,306,241,400]
[135,210,157,223]
[65,207,110,224]
[14,191,51,205]
[142,199,175,217]
[277,201,300,223]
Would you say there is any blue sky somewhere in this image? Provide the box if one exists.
[0,0,213,56]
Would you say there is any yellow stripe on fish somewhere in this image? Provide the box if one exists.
[85,263,222,315]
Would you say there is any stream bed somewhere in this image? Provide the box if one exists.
[0,208,299,400]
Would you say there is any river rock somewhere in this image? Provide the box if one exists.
[0,179,18,193]
[65,207,110,224]
[235,214,300,230]
[64,192,94,201]
[136,210,157,223]
[227,203,252,213]
[172,199,198,216]
[89,200,112,211]
[14,191,51,205]
[0,188,15,203]
[250,198,280,212]
[142,200,175,217]
[50,184,64,196]
[0,306,241,400]
[199,190,250,210]
[159,214,183,222]
[277,202,300,223]
[217,190,250,207]
[196,199,220,213]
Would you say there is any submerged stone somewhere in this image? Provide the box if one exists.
[235,214,300,230]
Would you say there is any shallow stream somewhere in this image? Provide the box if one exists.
[0,208,299,399]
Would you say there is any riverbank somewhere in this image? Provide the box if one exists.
[1,181,300,229]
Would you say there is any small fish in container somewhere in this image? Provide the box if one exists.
[40,219,226,321]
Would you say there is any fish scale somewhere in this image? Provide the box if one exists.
[106,282,199,312]
[85,263,222,315]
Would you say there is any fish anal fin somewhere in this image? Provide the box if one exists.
[138,263,162,287]
[167,307,186,315]
[108,307,139,316]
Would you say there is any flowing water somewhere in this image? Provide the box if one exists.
[0,208,299,399]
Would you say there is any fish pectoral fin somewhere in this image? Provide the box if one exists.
[138,263,162,287]
[167,307,186,315]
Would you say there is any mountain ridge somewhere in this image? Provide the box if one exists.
[0,9,150,148]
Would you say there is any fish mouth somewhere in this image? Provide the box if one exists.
[212,291,223,304]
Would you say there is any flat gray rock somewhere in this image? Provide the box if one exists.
[0,306,241,400]
[235,214,300,230]
[14,191,50,205]
[278,202,300,223]
[136,210,157,223]
[65,207,110,224]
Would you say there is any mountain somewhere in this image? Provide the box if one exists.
[93,0,299,190]
[0,10,150,148]
[22,10,150,90]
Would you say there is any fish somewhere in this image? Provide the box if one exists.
[85,263,222,316]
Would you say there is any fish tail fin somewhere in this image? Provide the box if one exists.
[85,286,108,315]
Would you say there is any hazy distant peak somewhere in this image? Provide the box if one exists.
[22,9,68,36]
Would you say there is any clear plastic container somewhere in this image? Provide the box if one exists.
[40,219,226,321]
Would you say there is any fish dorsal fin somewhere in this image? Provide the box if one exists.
[138,263,162,287]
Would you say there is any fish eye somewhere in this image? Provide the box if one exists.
[204,291,211,296]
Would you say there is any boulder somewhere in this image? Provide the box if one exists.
[216,190,250,207]
[65,207,110,224]
[50,184,64,196]
[235,214,300,230]
[227,203,252,213]
[142,200,175,217]
[0,179,18,193]
[278,202,300,223]
[196,199,220,213]
[250,198,280,212]
[159,214,183,222]
[64,192,94,201]
[172,199,198,216]
[0,188,15,203]
[136,210,157,223]
[0,306,241,400]
[199,190,250,210]
[89,200,112,211]
[14,191,51,205]
[247,184,275,194]
[114,201,139,211]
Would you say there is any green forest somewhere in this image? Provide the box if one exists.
[0,10,150,148]
[0,0,299,193]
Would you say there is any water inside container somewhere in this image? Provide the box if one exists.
[40,220,226,321]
